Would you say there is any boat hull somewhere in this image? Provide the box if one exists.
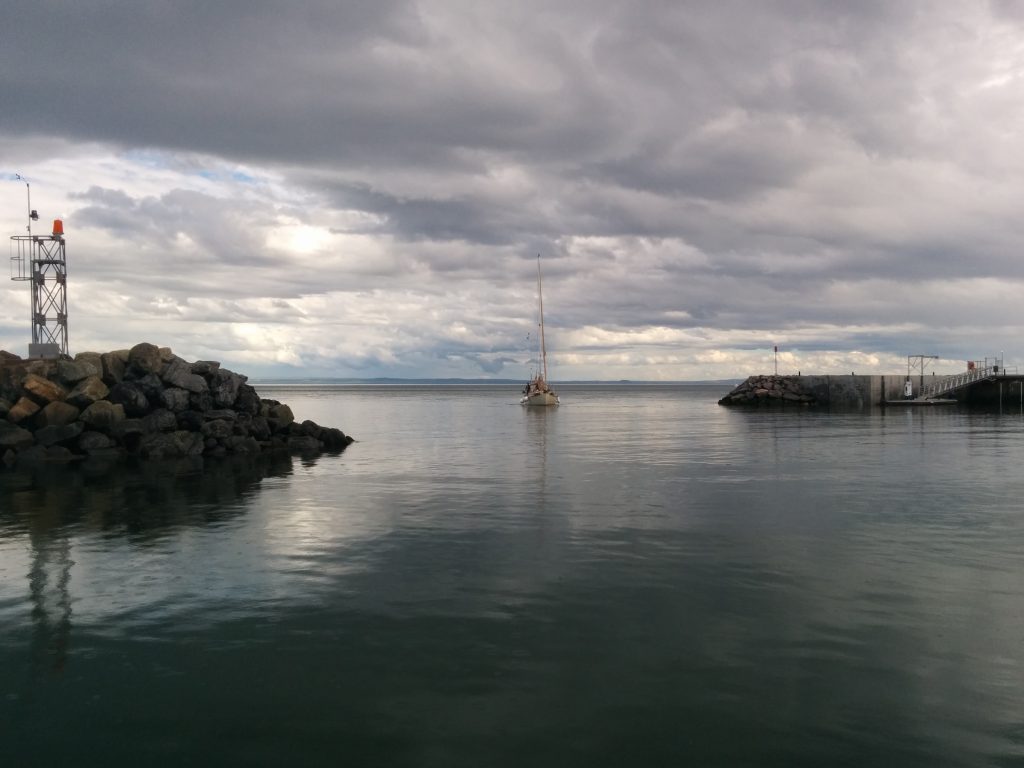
[521,390,559,406]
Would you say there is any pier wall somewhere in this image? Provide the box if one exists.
[720,374,938,407]
[798,374,911,407]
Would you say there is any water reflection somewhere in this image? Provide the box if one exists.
[0,453,296,539]
[0,453,302,677]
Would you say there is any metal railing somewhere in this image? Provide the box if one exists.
[918,365,998,399]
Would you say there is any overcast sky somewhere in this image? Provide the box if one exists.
[3,1,1024,380]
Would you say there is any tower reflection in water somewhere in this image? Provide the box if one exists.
[1,453,299,674]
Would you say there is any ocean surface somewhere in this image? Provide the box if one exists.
[2,383,1023,767]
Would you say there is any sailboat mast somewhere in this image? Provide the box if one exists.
[537,255,548,382]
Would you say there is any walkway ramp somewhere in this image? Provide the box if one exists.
[917,366,997,400]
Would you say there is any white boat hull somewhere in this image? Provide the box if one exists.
[521,390,559,406]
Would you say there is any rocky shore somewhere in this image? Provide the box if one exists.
[0,343,353,466]
[718,375,818,406]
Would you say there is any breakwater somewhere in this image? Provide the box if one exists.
[719,374,921,407]
[0,343,352,466]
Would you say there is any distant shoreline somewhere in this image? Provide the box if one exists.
[253,378,744,386]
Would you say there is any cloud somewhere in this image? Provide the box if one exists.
[2,1,1024,379]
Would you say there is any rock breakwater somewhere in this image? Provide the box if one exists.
[718,375,817,406]
[0,343,353,466]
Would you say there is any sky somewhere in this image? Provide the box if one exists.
[3,1,1024,381]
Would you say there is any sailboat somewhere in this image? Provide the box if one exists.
[521,255,560,406]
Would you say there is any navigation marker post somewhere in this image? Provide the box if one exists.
[9,177,69,358]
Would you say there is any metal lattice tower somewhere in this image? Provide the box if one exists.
[9,181,68,358]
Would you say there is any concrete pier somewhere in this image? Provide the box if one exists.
[719,373,1024,408]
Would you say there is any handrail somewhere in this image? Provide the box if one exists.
[918,365,997,399]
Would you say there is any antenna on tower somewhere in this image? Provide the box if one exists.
[14,173,39,236]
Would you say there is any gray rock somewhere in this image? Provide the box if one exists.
[267,403,294,429]
[140,430,204,458]
[135,373,165,401]
[161,357,208,393]
[15,444,47,464]
[211,369,244,407]
[248,416,271,441]
[159,387,192,412]
[74,351,104,376]
[128,342,162,376]
[189,390,213,412]
[0,422,34,450]
[45,445,76,462]
[38,400,80,427]
[173,431,205,456]
[112,419,145,438]
[201,419,233,439]
[287,435,321,454]
[225,435,261,453]
[142,408,178,433]
[78,431,115,451]
[101,350,128,385]
[108,381,150,417]
[57,359,100,384]
[234,384,260,414]
[203,409,237,421]
[80,400,126,430]
[191,360,221,376]
[66,376,109,409]
[176,410,205,432]
[35,422,85,447]
[0,398,9,418]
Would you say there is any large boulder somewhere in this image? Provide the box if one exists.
[66,376,109,409]
[0,422,34,450]
[189,390,213,412]
[35,422,85,447]
[134,373,166,403]
[22,373,67,405]
[77,431,115,452]
[7,396,41,423]
[80,400,126,431]
[142,408,178,433]
[128,342,162,377]
[266,402,294,429]
[107,381,150,417]
[201,419,234,440]
[211,369,245,407]
[57,358,100,385]
[101,350,128,385]
[36,400,81,427]
[159,387,192,412]
[192,360,220,376]
[161,357,208,393]
[234,384,261,415]
[74,351,104,376]
[139,430,204,459]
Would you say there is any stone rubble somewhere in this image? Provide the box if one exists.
[0,343,353,467]
[717,375,817,406]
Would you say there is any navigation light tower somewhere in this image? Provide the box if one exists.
[9,179,69,358]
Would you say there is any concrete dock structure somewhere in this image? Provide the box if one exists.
[719,372,1024,408]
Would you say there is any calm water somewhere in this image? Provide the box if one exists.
[2,384,1024,767]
